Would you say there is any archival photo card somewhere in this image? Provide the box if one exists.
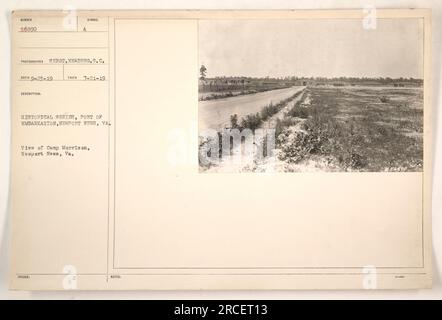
[9,9,432,290]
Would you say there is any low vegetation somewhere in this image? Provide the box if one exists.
[234,90,304,130]
[200,90,254,101]
[274,87,423,172]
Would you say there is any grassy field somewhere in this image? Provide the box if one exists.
[274,86,423,172]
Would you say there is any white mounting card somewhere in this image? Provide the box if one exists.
[9,9,432,290]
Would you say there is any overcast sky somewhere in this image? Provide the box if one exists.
[198,19,423,79]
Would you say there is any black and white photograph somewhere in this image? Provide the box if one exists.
[198,19,424,173]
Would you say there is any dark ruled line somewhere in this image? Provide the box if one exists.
[18,31,108,33]
[19,63,109,65]
[19,46,109,49]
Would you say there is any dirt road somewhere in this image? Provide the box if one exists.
[199,86,305,130]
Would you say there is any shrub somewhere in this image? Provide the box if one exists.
[346,152,366,169]
[277,129,310,163]
[379,96,389,103]
[275,118,298,137]
[240,113,262,130]
[288,107,309,119]
[260,102,279,121]
[230,114,239,128]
